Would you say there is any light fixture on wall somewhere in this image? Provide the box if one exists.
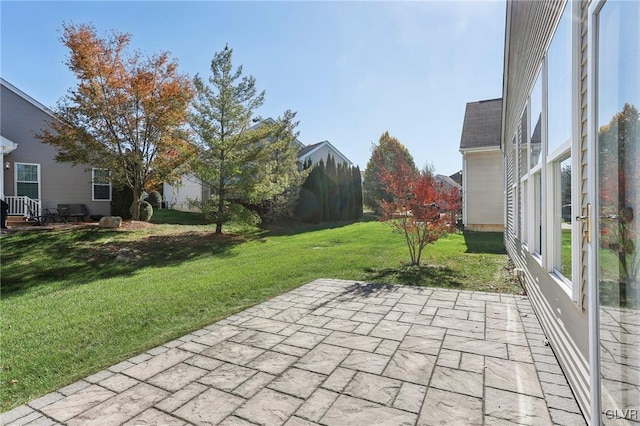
[4,162,9,170]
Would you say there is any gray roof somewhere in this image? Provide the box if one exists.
[297,142,322,158]
[435,174,462,191]
[459,98,502,150]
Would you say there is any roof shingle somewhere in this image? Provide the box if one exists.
[459,98,502,150]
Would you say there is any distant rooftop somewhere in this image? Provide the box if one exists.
[459,98,502,150]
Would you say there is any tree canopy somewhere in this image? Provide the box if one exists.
[38,23,195,220]
[375,139,460,266]
[598,103,639,306]
[364,131,417,213]
[295,155,363,223]
[188,45,304,233]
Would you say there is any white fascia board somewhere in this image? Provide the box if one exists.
[1,136,18,154]
[459,145,501,154]
[301,140,353,166]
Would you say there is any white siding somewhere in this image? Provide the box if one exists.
[163,174,203,212]
[464,149,504,231]
[304,145,350,167]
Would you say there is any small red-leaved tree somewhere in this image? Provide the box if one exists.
[376,146,461,266]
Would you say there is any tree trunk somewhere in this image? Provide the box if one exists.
[131,184,142,221]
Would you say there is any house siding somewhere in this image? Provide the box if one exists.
[1,83,110,216]
[503,0,591,419]
[163,175,203,212]
[463,149,504,231]
[301,144,351,167]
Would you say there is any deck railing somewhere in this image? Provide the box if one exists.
[4,196,41,217]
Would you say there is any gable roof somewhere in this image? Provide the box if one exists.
[297,142,322,158]
[459,98,502,151]
[435,174,462,191]
[449,170,462,186]
[297,140,352,166]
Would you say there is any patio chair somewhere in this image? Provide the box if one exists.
[25,204,54,226]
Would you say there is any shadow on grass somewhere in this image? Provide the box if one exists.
[463,231,506,254]
[263,215,374,237]
[150,209,211,225]
[1,228,242,298]
[363,264,464,289]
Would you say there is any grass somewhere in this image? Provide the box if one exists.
[561,228,572,279]
[0,211,518,411]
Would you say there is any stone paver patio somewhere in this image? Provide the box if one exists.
[2,279,587,425]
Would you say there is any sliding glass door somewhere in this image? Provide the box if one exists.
[595,0,640,423]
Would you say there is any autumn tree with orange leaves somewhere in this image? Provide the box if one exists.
[39,23,194,220]
[376,138,461,266]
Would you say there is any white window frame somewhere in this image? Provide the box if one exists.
[15,162,41,201]
[518,105,529,246]
[542,0,581,301]
[92,168,112,201]
[527,66,544,260]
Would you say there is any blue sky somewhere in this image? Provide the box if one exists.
[1,1,505,175]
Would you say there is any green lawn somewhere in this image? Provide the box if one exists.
[0,212,518,410]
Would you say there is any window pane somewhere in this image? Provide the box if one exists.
[597,0,640,418]
[530,71,543,169]
[534,172,542,255]
[94,185,111,200]
[519,107,528,178]
[547,4,571,155]
[17,182,39,199]
[17,164,38,182]
[93,169,110,184]
[521,180,528,244]
[557,157,572,279]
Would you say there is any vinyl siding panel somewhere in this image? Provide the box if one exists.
[1,84,111,216]
[303,145,350,167]
[464,150,504,230]
[578,0,589,311]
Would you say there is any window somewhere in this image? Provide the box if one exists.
[547,3,572,157]
[518,107,528,243]
[16,163,40,200]
[530,71,543,170]
[530,69,543,257]
[533,171,543,256]
[546,2,573,286]
[92,169,111,201]
[521,180,528,245]
[555,157,572,280]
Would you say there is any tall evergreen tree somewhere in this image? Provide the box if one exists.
[354,165,364,219]
[188,45,299,233]
[318,160,329,222]
[338,164,349,220]
[326,155,339,221]
[295,159,316,222]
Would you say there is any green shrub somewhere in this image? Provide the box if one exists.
[129,201,153,221]
[146,191,162,210]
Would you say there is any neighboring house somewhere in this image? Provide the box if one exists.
[297,140,352,169]
[0,78,111,219]
[459,98,504,232]
[502,1,638,424]
[434,174,462,193]
[449,170,462,187]
[164,124,353,211]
